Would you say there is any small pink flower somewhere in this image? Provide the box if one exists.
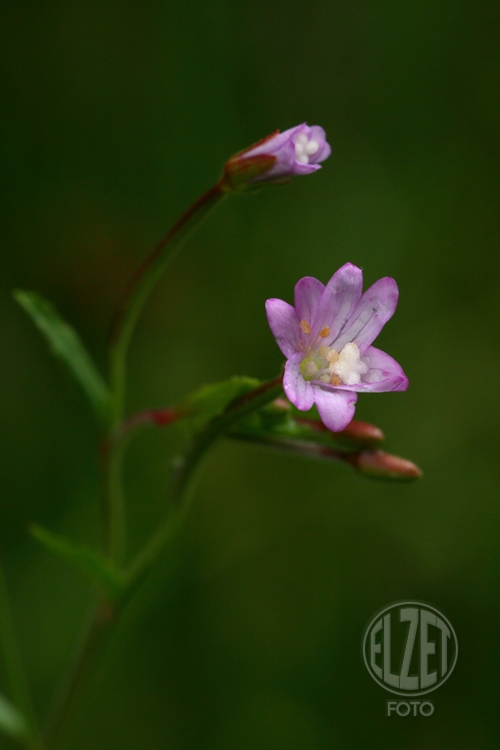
[222,124,331,190]
[266,263,408,432]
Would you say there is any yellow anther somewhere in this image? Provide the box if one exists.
[331,375,342,386]
[300,319,312,334]
[318,345,330,358]
[326,349,339,363]
[319,326,330,338]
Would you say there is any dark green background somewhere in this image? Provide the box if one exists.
[1,1,500,747]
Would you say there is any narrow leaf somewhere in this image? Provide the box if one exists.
[179,376,260,434]
[14,290,109,422]
[30,525,125,601]
[0,694,27,740]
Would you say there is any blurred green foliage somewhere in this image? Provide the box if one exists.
[1,1,500,747]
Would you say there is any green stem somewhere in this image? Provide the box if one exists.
[108,182,227,428]
[101,436,128,568]
[0,566,44,750]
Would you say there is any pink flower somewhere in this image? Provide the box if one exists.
[222,124,331,190]
[266,263,408,432]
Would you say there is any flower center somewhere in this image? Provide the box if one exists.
[294,133,320,165]
[300,341,368,386]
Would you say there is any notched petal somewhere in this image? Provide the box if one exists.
[313,386,358,432]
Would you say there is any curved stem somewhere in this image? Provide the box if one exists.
[0,566,44,750]
[108,182,227,427]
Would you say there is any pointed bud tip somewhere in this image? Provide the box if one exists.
[221,123,331,191]
[354,450,422,481]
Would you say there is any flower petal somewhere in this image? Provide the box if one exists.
[313,385,358,432]
[322,346,408,393]
[357,346,409,392]
[244,124,331,181]
[288,162,321,176]
[246,124,304,179]
[308,125,332,163]
[312,263,363,341]
[333,277,399,354]
[294,276,325,337]
[265,298,300,357]
[245,124,304,159]
[284,352,315,411]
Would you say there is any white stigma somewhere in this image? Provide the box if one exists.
[330,342,368,385]
[304,361,318,378]
[294,133,320,165]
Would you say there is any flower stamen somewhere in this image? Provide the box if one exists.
[319,326,330,338]
[294,134,321,165]
[330,342,368,386]
[300,319,312,334]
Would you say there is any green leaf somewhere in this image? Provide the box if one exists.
[179,376,260,434]
[30,525,125,601]
[0,694,27,740]
[14,290,109,423]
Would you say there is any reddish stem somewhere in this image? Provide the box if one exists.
[108,182,224,346]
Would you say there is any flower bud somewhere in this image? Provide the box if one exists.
[221,123,331,191]
[352,450,422,481]
[337,419,385,447]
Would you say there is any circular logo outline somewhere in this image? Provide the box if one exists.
[362,600,458,697]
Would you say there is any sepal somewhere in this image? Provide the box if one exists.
[221,154,278,192]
